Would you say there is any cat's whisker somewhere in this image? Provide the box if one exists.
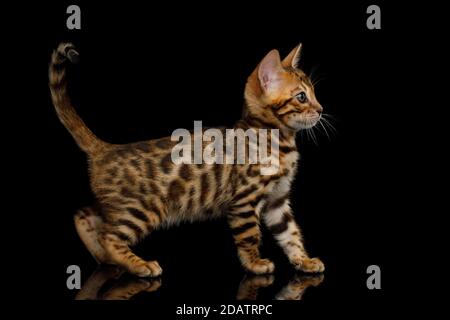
[320,115,337,135]
[308,66,326,89]
[318,118,331,141]
[323,119,336,136]
[322,113,337,121]
[308,127,319,146]
[311,76,326,88]
[321,121,336,136]
[308,65,319,82]
[304,127,310,142]
[309,66,323,85]
[324,120,337,134]
[312,126,319,145]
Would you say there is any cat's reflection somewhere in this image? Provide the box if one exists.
[76,266,323,300]
[75,265,161,300]
[237,274,324,300]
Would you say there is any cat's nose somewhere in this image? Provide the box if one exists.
[314,104,323,114]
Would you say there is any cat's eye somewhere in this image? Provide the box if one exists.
[297,92,307,103]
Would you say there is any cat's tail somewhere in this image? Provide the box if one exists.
[49,43,106,153]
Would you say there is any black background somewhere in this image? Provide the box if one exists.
[6,0,434,314]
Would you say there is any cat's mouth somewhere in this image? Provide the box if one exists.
[294,112,321,130]
[298,120,319,129]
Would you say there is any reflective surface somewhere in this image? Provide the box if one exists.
[76,265,324,301]
[22,1,394,306]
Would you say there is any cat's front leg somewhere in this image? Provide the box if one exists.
[227,204,275,274]
[262,199,324,273]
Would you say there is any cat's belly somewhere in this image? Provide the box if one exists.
[160,205,226,228]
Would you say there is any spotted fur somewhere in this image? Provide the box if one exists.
[49,42,324,277]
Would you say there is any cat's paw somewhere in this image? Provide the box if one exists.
[236,275,275,300]
[143,277,162,292]
[293,257,325,273]
[101,278,162,300]
[132,260,163,278]
[244,274,275,288]
[130,277,162,293]
[300,274,325,287]
[244,259,275,274]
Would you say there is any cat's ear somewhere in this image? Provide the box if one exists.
[258,49,284,92]
[282,43,302,69]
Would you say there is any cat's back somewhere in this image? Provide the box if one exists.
[88,137,177,190]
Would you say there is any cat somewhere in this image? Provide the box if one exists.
[49,42,325,277]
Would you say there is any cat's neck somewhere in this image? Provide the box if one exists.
[238,101,297,147]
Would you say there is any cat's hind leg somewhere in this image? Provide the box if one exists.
[99,203,164,278]
[74,205,109,263]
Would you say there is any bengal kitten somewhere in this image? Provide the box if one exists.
[49,42,325,277]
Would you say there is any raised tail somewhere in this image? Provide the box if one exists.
[49,43,106,153]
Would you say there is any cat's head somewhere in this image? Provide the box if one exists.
[244,44,322,132]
